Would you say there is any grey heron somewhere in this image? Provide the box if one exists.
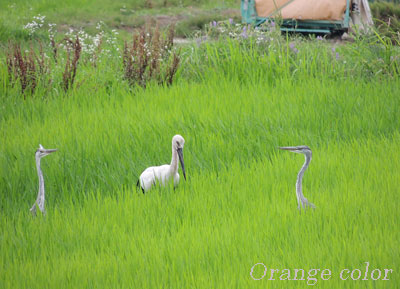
[137,135,186,193]
[30,144,57,216]
[278,145,316,211]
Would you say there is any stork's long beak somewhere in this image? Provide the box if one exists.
[177,147,186,180]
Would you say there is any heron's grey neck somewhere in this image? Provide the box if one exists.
[296,152,311,198]
[170,147,178,174]
[36,156,45,206]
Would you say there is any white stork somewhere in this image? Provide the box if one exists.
[137,135,186,193]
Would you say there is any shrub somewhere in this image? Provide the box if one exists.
[122,24,180,88]
[6,42,51,97]
[62,36,82,92]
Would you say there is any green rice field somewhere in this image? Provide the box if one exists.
[1,0,399,288]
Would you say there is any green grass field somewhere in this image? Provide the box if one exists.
[1,0,400,288]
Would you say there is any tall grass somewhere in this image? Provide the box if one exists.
[1,77,399,287]
[1,17,400,289]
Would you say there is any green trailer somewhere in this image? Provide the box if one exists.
[241,0,373,34]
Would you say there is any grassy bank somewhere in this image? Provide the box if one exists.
[0,0,240,42]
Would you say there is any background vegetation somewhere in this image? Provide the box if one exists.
[371,1,400,38]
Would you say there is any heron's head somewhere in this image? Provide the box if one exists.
[172,135,186,180]
[278,145,312,156]
[35,144,57,159]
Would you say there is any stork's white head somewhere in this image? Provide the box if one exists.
[172,135,185,150]
[172,135,186,180]
[278,145,312,157]
[35,144,57,159]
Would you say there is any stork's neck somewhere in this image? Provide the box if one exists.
[36,156,45,200]
[296,153,311,195]
[170,147,179,173]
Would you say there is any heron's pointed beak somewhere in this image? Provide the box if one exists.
[43,149,57,156]
[278,146,298,152]
[177,147,186,180]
